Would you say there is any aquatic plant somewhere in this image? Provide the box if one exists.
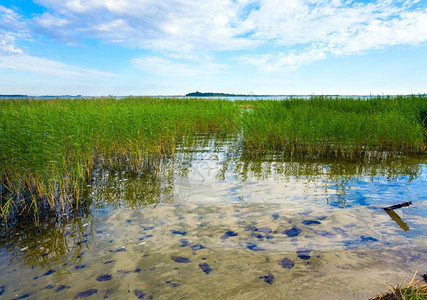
[1,95,426,221]
[0,97,239,221]
[239,95,427,158]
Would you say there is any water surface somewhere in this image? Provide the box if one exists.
[1,137,426,299]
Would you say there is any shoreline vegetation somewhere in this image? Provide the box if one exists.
[1,95,426,221]
[370,271,427,300]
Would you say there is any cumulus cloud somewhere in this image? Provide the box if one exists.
[33,0,256,51]
[3,0,427,74]
[0,34,23,55]
[237,0,427,71]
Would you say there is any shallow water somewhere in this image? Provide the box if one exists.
[1,138,426,299]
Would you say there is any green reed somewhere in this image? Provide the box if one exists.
[1,95,426,221]
[0,97,239,220]
[239,95,427,158]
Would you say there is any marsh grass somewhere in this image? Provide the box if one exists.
[1,95,426,221]
[0,97,239,221]
[239,95,427,158]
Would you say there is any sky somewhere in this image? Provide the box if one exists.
[1,0,427,96]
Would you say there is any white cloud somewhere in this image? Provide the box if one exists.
[237,0,427,71]
[0,5,116,78]
[33,0,255,51]
[0,5,29,35]
[3,0,427,75]
[0,34,23,55]
[34,13,69,28]
[0,6,28,55]
[0,52,116,78]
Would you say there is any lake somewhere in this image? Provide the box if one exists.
[0,136,426,299]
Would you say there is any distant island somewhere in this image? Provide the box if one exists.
[185,91,267,97]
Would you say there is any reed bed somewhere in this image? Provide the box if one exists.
[0,97,239,221]
[239,95,427,158]
[1,95,426,221]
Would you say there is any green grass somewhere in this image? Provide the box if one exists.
[0,97,239,220]
[239,95,427,158]
[1,95,426,221]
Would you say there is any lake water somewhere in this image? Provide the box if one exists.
[0,137,426,299]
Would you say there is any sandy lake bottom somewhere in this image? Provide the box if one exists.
[1,139,426,299]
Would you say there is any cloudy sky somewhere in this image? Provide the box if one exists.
[1,0,427,96]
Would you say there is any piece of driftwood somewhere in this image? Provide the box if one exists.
[384,201,412,211]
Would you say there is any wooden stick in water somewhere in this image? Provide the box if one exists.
[384,201,412,211]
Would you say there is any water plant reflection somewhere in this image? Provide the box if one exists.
[0,204,93,270]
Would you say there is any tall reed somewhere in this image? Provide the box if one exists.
[1,95,426,221]
[239,95,427,158]
[0,97,239,221]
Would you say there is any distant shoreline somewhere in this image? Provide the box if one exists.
[1,93,425,99]
[185,91,273,97]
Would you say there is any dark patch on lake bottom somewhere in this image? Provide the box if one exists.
[199,262,212,274]
[297,248,313,260]
[278,257,295,269]
[259,273,274,284]
[302,220,321,225]
[33,269,55,280]
[117,269,141,274]
[361,235,378,243]
[172,256,191,263]
[97,274,113,281]
[221,230,238,240]
[165,280,181,287]
[75,264,86,270]
[246,242,264,251]
[75,289,97,298]
[56,285,70,292]
[180,238,190,247]
[171,230,187,236]
[109,247,126,253]
[190,244,206,250]
[283,226,302,237]
[12,293,34,300]
[104,260,115,264]
[134,289,153,299]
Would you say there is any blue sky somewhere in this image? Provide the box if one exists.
[1,0,427,96]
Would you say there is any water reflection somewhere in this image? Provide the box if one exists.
[87,138,424,210]
[0,206,93,270]
[0,137,425,299]
[385,209,410,231]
